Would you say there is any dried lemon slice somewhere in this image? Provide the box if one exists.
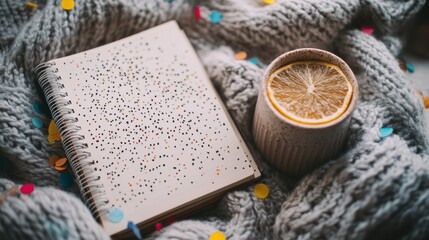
[267,61,353,124]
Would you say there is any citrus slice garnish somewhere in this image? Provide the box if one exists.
[267,61,353,124]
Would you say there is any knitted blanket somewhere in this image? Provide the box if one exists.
[1,0,429,239]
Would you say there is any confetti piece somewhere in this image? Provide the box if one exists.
[48,135,61,145]
[48,155,60,168]
[164,0,174,3]
[210,10,223,24]
[20,183,35,194]
[263,0,276,4]
[127,221,142,240]
[248,57,260,65]
[398,59,407,71]
[422,96,429,109]
[210,231,226,240]
[48,120,61,144]
[55,166,67,171]
[48,120,59,135]
[166,216,176,225]
[195,5,201,20]
[55,157,67,167]
[61,0,75,11]
[379,127,393,138]
[55,157,68,171]
[32,101,44,114]
[406,62,415,73]
[108,208,124,223]
[32,118,43,128]
[234,51,247,60]
[26,2,38,9]
[361,26,374,35]
[254,183,269,199]
[59,172,73,188]
[155,222,163,231]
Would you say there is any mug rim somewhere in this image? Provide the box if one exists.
[261,48,359,129]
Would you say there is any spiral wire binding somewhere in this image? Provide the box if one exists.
[35,62,109,220]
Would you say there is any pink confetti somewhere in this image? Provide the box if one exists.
[361,26,374,35]
[20,183,35,194]
[166,216,176,225]
[155,222,163,231]
[195,6,201,20]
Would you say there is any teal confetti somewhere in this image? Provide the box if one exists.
[108,208,124,223]
[127,221,142,240]
[379,127,393,138]
[164,0,174,3]
[32,118,43,128]
[406,63,414,73]
[59,172,73,188]
[32,101,44,114]
[210,10,223,24]
[248,57,260,65]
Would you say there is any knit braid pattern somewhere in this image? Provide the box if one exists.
[0,0,428,239]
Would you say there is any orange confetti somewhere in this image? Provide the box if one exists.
[48,155,60,168]
[54,157,68,171]
[55,157,67,167]
[55,165,67,171]
[234,51,247,60]
[423,96,429,109]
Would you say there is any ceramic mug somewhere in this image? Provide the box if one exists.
[252,48,358,176]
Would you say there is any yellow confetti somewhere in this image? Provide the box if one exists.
[254,183,269,199]
[48,120,61,144]
[234,51,247,60]
[61,0,75,11]
[26,2,38,8]
[210,231,226,240]
[263,0,276,4]
[48,120,59,135]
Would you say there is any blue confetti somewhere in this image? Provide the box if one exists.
[248,57,260,65]
[32,118,43,128]
[210,10,223,24]
[379,127,393,138]
[406,63,414,73]
[127,221,142,240]
[59,172,73,188]
[108,208,124,223]
[33,101,44,114]
[164,0,174,3]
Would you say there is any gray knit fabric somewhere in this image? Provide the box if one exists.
[1,0,428,239]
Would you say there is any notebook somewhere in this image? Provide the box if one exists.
[35,21,260,238]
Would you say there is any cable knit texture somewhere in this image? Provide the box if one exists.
[1,0,428,239]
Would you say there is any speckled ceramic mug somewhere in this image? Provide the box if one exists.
[252,48,358,176]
